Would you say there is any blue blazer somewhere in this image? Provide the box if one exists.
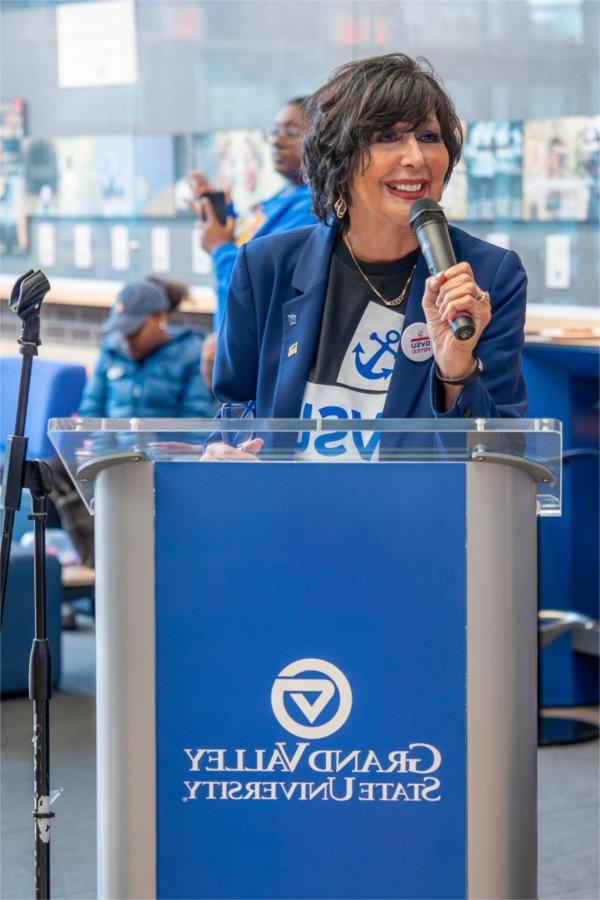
[213,222,527,420]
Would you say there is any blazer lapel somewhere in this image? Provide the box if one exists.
[272,224,338,418]
[383,252,434,418]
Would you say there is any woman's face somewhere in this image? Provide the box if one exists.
[348,113,450,229]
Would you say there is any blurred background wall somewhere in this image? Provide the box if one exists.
[0,0,598,336]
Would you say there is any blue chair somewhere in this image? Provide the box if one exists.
[0,357,87,459]
[1,547,62,696]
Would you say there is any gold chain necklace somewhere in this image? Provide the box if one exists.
[343,233,416,308]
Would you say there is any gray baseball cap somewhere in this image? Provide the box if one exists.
[101,280,169,336]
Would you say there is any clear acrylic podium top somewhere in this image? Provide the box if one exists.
[48,416,562,516]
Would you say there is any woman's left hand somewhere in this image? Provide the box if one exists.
[421,262,491,379]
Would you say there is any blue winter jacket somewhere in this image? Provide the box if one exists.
[78,327,215,419]
[211,183,317,329]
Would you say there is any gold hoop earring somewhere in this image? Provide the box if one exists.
[334,196,347,219]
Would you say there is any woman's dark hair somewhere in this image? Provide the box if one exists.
[303,54,463,223]
[147,276,188,311]
[287,96,309,110]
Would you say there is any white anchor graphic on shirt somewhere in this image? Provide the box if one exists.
[352,329,401,380]
[337,301,405,391]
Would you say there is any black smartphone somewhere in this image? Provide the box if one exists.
[200,191,228,226]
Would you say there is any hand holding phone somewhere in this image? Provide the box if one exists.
[200,191,228,226]
[197,192,235,254]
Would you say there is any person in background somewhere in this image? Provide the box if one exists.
[187,97,317,330]
[78,277,215,419]
[57,278,213,574]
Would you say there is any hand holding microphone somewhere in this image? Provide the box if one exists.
[410,198,491,381]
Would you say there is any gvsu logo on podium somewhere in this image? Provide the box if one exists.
[271,658,352,739]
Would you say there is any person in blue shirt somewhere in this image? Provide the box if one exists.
[78,278,215,419]
[188,98,317,330]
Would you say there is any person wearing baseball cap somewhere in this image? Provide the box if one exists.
[78,277,215,418]
[100,279,170,341]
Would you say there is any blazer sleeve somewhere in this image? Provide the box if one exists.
[430,249,528,419]
[211,242,239,330]
[212,243,259,405]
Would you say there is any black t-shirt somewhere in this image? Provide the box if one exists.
[297,237,419,460]
[309,237,419,389]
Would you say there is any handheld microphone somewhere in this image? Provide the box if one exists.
[409,199,475,341]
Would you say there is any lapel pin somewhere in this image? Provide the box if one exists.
[287,313,297,326]
[288,342,298,357]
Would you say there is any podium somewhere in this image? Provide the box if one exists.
[49,417,562,900]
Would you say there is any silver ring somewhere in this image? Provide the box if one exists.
[475,289,489,304]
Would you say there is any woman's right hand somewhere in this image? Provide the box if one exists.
[201,438,263,461]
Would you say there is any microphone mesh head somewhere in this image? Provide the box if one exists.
[409,198,448,234]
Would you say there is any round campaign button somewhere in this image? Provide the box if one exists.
[401,322,433,361]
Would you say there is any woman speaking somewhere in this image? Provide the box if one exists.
[210,53,527,459]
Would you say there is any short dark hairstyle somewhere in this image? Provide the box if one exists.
[287,96,309,109]
[303,54,463,223]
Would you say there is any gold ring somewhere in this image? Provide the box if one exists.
[475,290,488,303]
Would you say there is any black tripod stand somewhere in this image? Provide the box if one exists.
[0,269,60,899]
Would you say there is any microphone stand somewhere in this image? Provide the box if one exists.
[0,269,60,899]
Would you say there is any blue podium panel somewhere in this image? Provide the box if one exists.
[155,463,467,900]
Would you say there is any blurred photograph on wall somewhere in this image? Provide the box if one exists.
[24,139,59,215]
[96,135,135,216]
[441,121,467,220]
[0,174,28,254]
[173,133,220,215]
[133,135,175,217]
[55,137,99,216]
[523,117,600,221]
[0,98,28,254]
[213,129,283,214]
[582,119,600,223]
[174,129,284,220]
[463,120,523,220]
[23,133,179,219]
[1,99,26,171]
